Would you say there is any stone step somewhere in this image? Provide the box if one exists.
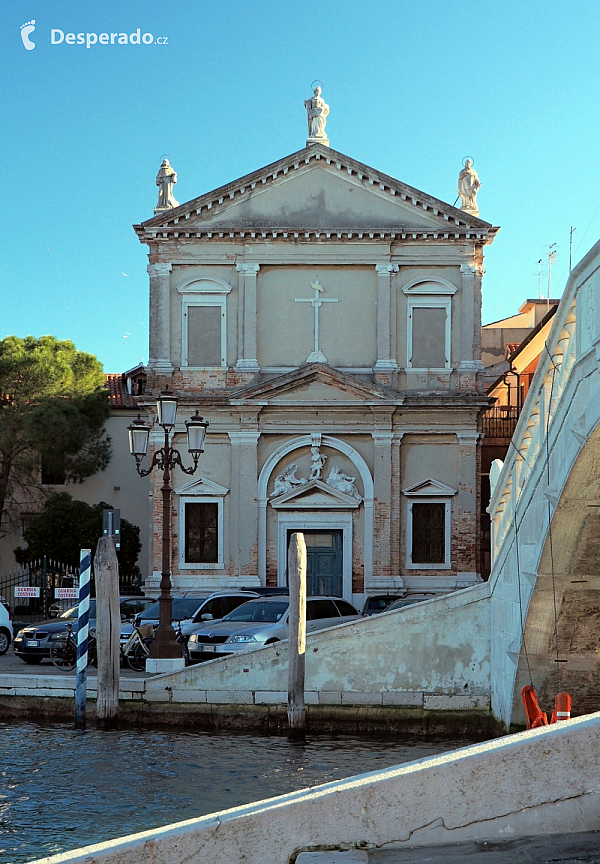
[297,832,600,863]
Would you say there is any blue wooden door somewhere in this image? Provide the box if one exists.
[288,530,343,597]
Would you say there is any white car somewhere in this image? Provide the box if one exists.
[0,601,14,655]
[187,595,361,662]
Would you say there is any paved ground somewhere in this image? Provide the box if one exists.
[298,833,600,863]
[0,644,148,678]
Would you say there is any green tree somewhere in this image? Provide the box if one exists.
[15,492,141,577]
[0,335,112,537]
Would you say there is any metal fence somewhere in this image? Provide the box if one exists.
[0,556,142,622]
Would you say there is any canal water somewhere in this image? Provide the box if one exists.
[0,722,476,864]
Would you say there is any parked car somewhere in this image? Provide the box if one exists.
[122,591,260,646]
[13,596,156,664]
[0,595,10,612]
[187,595,361,662]
[0,601,13,655]
[384,594,436,613]
[361,594,404,617]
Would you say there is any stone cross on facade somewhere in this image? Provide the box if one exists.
[295,280,339,363]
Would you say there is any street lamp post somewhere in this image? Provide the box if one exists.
[128,391,208,659]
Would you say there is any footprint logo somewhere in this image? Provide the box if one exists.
[20,20,36,51]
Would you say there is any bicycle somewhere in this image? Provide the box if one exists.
[121,621,154,671]
[50,623,97,671]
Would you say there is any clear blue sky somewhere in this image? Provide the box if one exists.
[3,0,599,372]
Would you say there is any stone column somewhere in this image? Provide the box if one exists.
[235,263,260,372]
[374,264,398,378]
[458,263,484,372]
[228,424,261,583]
[147,262,174,374]
[456,431,481,586]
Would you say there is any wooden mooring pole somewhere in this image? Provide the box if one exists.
[287,532,307,739]
[94,537,120,730]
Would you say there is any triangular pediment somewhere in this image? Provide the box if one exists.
[402,478,457,497]
[174,477,229,496]
[230,364,400,406]
[135,145,497,243]
[270,479,361,509]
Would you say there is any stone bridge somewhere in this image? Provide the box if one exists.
[489,238,600,727]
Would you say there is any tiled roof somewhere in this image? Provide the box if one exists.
[104,374,136,409]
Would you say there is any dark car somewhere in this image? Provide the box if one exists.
[384,594,436,613]
[13,596,156,664]
[121,591,260,645]
[361,594,404,616]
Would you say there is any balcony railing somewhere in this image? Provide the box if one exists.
[481,406,521,439]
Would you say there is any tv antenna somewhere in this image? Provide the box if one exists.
[547,243,557,306]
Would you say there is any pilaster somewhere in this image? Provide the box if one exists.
[455,431,481,585]
[228,418,261,581]
[235,263,260,372]
[147,262,174,374]
[458,263,484,373]
[374,264,398,383]
[370,407,398,587]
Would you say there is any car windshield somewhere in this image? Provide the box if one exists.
[61,600,96,619]
[222,601,288,623]
[141,598,205,621]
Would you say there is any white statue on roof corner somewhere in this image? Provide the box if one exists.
[155,158,179,211]
[457,158,481,216]
[304,85,329,146]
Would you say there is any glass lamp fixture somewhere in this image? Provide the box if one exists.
[157,390,178,429]
[185,410,209,456]
[127,414,150,459]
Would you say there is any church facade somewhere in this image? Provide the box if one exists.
[134,141,498,605]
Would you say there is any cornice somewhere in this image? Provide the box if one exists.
[134,144,498,246]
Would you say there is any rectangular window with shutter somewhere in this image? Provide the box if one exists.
[186,305,223,366]
[411,502,446,564]
[410,307,448,368]
[184,502,219,564]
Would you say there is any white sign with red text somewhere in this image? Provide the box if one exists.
[15,586,40,597]
[55,588,79,599]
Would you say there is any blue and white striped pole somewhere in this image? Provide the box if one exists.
[75,549,91,731]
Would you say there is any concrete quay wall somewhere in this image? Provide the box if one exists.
[146,583,492,703]
[29,712,600,864]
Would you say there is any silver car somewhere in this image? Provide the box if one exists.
[187,595,360,662]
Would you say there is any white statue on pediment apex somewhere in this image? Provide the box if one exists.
[272,463,307,497]
[326,465,361,500]
[304,85,329,140]
[156,158,179,209]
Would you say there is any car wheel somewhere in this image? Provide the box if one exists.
[20,655,44,664]
[264,639,280,645]
[0,628,11,655]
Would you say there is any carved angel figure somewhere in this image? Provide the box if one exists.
[309,446,327,480]
[272,463,307,497]
[325,465,361,500]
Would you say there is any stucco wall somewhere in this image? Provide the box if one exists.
[146,583,491,699]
